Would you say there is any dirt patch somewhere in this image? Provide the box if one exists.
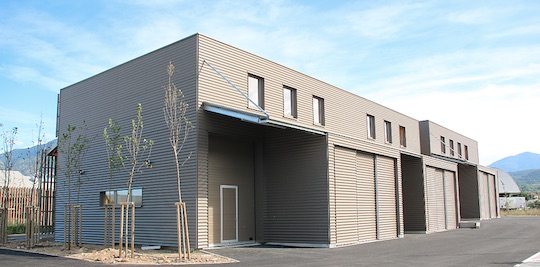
[1,241,236,265]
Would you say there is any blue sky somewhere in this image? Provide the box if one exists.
[1,0,539,165]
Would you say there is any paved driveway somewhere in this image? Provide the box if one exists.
[209,216,540,267]
[1,216,539,266]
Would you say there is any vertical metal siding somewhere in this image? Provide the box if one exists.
[458,165,481,219]
[376,156,398,239]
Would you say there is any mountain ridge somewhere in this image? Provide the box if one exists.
[488,152,540,172]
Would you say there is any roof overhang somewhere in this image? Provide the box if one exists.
[202,102,327,135]
[430,154,476,166]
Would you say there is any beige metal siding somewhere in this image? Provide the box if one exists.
[419,121,479,164]
[376,156,398,239]
[197,34,421,156]
[357,152,377,242]
[208,134,255,245]
[478,172,490,220]
[334,147,360,245]
[443,171,458,230]
[488,174,498,218]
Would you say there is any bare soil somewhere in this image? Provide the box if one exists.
[1,241,236,265]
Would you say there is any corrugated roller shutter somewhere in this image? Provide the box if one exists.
[357,152,376,242]
[444,171,457,230]
[376,156,397,240]
[478,172,489,219]
[488,174,497,218]
[335,147,359,245]
[435,169,446,231]
[425,167,437,232]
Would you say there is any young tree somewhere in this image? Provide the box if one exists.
[1,124,18,208]
[116,103,154,258]
[163,61,193,259]
[102,119,123,248]
[58,123,92,249]
[0,124,17,244]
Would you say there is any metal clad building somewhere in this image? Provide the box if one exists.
[55,34,498,249]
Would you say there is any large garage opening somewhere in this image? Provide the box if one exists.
[203,110,329,247]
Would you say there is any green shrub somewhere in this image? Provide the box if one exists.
[7,223,26,234]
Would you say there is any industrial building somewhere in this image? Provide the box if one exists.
[55,34,499,248]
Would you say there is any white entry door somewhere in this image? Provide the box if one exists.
[221,185,238,243]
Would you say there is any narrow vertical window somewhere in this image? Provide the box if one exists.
[440,136,446,154]
[464,145,469,160]
[367,114,376,139]
[283,86,297,118]
[248,75,264,109]
[384,120,392,143]
[457,142,462,158]
[312,96,325,125]
[399,126,407,147]
[449,140,455,156]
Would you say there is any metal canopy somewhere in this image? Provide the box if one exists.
[202,102,327,136]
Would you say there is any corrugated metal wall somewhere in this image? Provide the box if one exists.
[207,134,255,245]
[56,35,199,247]
[263,127,329,245]
[458,164,480,219]
[401,154,426,232]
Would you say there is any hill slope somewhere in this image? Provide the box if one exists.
[489,152,540,172]
[0,139,57,176]
[509,169,540,192]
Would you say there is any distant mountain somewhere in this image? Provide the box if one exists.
[489,152,540,172]
[0,139,57,177]
[510,169,540,193]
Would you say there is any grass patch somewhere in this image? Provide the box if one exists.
[7,223,26,234]
[501,209,540,216]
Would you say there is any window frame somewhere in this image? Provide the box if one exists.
[449,140,455,156]
[464,145,469,160]
[457,142,462,158]
[100,188,143,207]
[312,96,325,126]
[248,74,264,109]
[440,136,446,154]
[283,86,297,118]
[399,126,407,147]
[384,120,392,144]
[367,114,376,139]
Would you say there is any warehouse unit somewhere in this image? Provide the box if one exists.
[420,121,499,221]
[55,33,497,249]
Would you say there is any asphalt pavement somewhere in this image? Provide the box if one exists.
[1,216,539,267]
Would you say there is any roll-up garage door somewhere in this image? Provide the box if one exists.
[444,171,457,230]
[334,147,359,245]
[488,174,497,218]
[376,156,397,240]
[425,167,445,232]
[357,152,376,242]
[478,172,489,219]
